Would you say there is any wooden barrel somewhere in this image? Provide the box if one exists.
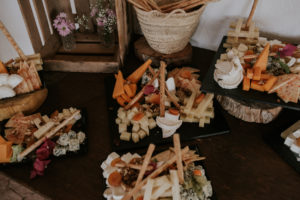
[216,95,282,124]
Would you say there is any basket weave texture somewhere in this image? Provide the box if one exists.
[134,5,206,54]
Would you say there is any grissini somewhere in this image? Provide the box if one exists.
[17,110,80,161]
[173,134,184,184]
[159,61,167,117]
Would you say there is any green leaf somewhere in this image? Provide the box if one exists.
[279,61,290,74]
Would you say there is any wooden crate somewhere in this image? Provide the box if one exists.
[17,0,131,73]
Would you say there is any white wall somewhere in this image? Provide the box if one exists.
[0,0,300,62]
[0,0,34,62]
[191,0,300,51]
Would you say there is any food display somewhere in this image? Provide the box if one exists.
[0,107,86,178]
[0,60,42,99]
[213,18,300,104]
[112,59,215,143]
[102,134,212,200]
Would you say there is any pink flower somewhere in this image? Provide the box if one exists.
[96,17,104,26]
[280,44,297,57]
[58,22,71,36]
[106,9,115,17]
[30,159,51,179]
[53,19,60,28]
[90,7,98,17]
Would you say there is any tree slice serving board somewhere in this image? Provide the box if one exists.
[105,75,230,152]
[134,37,192,67]
[201,36,300,111]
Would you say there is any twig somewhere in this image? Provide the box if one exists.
[159,61,167,117]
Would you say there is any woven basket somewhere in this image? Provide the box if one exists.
[134,5,206,54]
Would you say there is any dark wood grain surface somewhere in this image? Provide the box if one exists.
[1,47,300,200]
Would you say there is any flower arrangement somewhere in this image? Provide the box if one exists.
[75,14,90,32]
[90,0,116,45]
[53,12,76,37]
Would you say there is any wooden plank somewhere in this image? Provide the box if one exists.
[32,0,51,41]
[44,0,58,20]
[44,54,119,72]
[75,33,100,42]
[115,0,125,65]
[56,0,75,22]
[40,34,61,58]
[74,0,94,32]
[17,0,43,52]
[57,43,116,54]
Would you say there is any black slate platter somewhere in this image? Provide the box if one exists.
[201,36,300,111]
[0,108,88,167]
[263,123,300,174]
[105,76,230,152]
[101,144,217,199]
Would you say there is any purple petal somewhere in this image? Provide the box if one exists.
[280,44,297,57]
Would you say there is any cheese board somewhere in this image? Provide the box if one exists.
[101,134,217,200]
[263,118,300,174]
[201,36,300,111]
[0,108,88,175]
[105,62,230,151]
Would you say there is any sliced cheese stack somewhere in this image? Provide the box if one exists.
[214,56,244,89]
[0,135,13,163]
[156,110,182,138]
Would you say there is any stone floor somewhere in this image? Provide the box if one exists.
[0,172,50,200]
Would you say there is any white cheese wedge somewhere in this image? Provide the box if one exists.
[112,186,125,200]
[121,152,133,164]
[153,78,159,88]
[106,152,120,166]
[284,135,295,147]
[7,74,23,88]
[293,129,300,138]
[103,166,117,179]
[103,188,113,199]
[287,57,296,67]
[101,161,108,170]
[166,77,175,91]
[290,143,300,154]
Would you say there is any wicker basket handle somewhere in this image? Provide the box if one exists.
[162,9,186,21]
[0,20,27,61]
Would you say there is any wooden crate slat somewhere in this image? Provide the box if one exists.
[74,0,94,32]
[115,0,125,65]
[75,33,100,42]
[55,0,74,22]
[57,43,116,54]
[44,0,58,20]
[40,34,61,58]
[32,0,51,41]
[44,54,119,72]
[17,0,43,52]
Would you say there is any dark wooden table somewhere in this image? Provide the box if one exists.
[2,48,300,200]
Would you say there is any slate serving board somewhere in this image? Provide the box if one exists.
[0,108,88,167]
[201,36,300,111]
[105,76,230,152]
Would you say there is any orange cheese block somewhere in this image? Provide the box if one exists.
[260,73,271,80]
[0,135,6,144]
[0,61,8,73]
[112,70,125,99]
[263,76,278,92]
[0,141,12,163]
[243,76,250,91]
[253,67,262,81]
[251,81,265,92]
[116,96,126,107]
[253,43,270,71]
[121,93,131,102]
[129,84,137,95]
[127,59,152,83]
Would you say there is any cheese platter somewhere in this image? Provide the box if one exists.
[202,35,300,111]
[106,60,230,151]
[101,134,217,200]
[0,108,88,178]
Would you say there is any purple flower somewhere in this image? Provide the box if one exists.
[90,7,98,17]
[53,19,60,28]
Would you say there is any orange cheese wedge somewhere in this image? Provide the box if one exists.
[251,81,265,92]
[127,59,152,83]
[0,61,8,73]
[263,76,278,92]
[253,67,262,81]
[253,43,270,71]
[243,76,250,91]
[124,84,134,97]
[0,136,12,163]
[112,70,125,99]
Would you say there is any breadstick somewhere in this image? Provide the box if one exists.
[17,110,80,161]
[122,146,189,200]
[182,0,206,11]
[136,144,155,186]
[246,0,259,28]
[125,71,160,110]
[165,88,181,109]
[173,134,184,184]
[159,61,167,117]
[127,0,148,11]
[146,0,162,11]
[115,163,154,171]
[243,52,276,60]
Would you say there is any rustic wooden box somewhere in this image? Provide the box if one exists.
[18,0,131,73]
